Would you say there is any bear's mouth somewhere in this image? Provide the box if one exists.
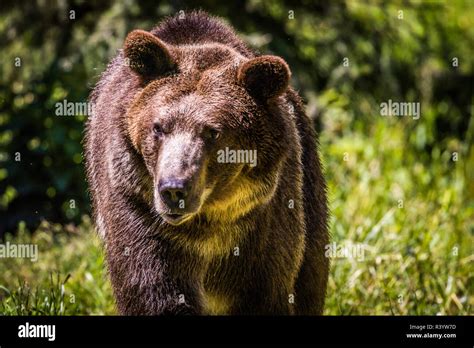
[162,212,191,225]
[167,213,182,219]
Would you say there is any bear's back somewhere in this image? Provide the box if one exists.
[151,11,254,58]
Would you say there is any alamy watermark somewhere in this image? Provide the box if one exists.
[18,322,55,341]
[380,99,420,120]
[0,241,38,262]
[55,99,93,116]
[217,147,257,168]
[325,242,366,262]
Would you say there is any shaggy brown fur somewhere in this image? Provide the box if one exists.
[84,10,329,315]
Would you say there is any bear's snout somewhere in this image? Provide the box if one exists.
[155,173,204,225]
[152,132,209,224]
[157,178,198,225]
[159,178,189,209]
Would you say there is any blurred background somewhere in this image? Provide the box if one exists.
[0,0,472,315]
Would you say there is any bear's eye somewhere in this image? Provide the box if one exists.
[153,123,164,137]
[205,128,221,142]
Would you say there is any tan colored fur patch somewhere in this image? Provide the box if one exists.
[203,292,231,315]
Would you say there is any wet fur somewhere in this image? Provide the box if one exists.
[85,10,329,315]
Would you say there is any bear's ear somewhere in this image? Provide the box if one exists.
[123,29,175,77]
[237,55,291,100]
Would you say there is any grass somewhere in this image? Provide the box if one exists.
[0,219,115,315]
[0,116,472,315]
[322,115,473,315]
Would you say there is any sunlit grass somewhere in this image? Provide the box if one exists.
[0,218,115,315]
[322,117,473,315]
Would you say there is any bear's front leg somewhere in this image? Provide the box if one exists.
[224,258,298,315]
[109,258,204,315]
[228,281,296,315]
[102,202,205,315]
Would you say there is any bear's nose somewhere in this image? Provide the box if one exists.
[159,179,189,209]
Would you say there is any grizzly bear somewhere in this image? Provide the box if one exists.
[85,10,329,315]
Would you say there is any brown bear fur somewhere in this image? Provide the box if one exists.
[84,10,329,315]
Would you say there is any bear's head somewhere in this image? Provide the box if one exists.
[124,30,293,226]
